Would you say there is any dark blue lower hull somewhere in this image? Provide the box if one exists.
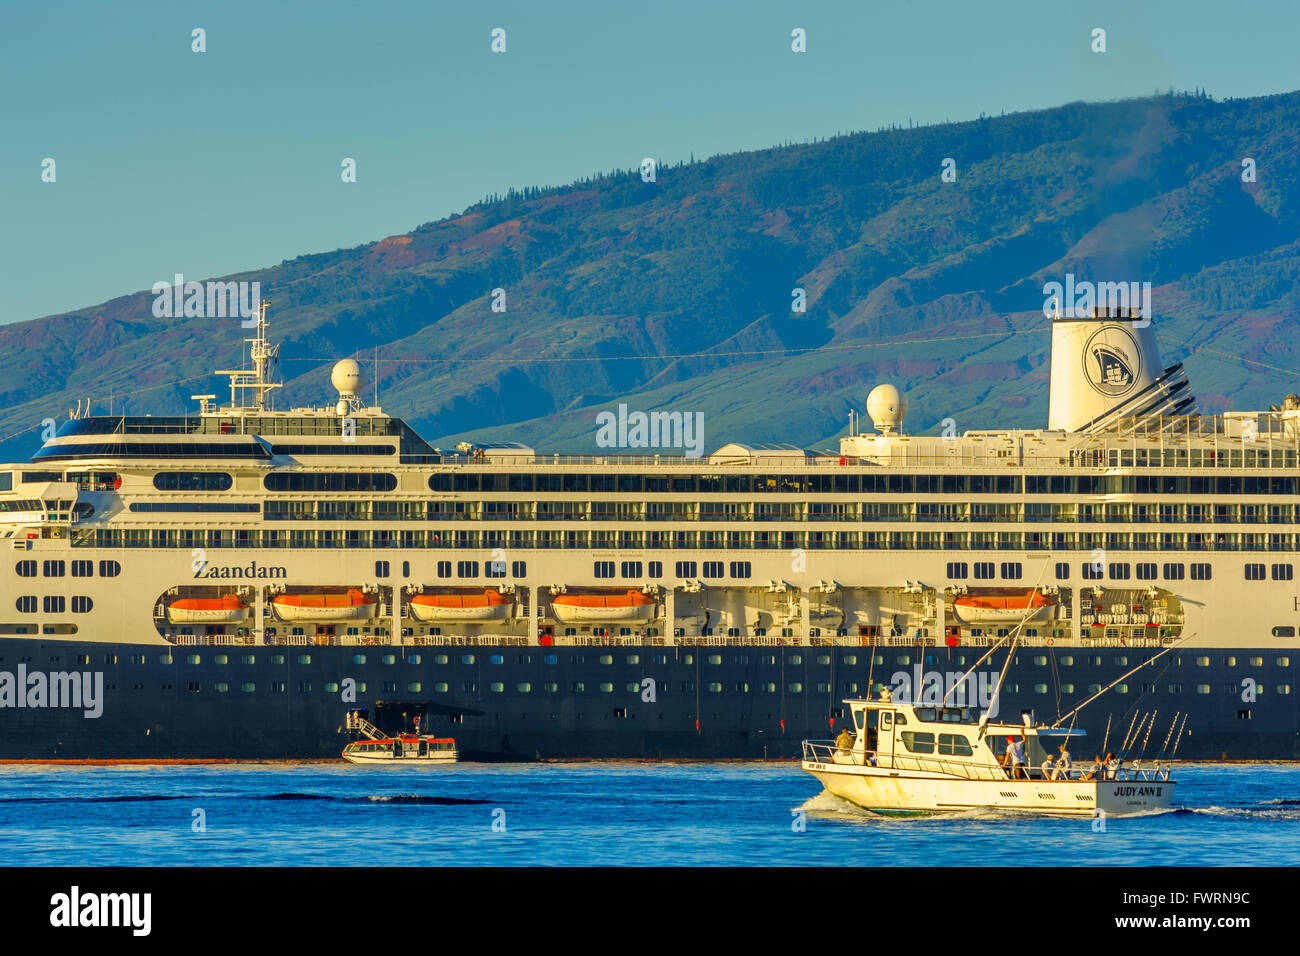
[0,640,1293,760]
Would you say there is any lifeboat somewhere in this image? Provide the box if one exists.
[408,590,512,623]
[951,591,1053,625]
[167,594,249,624]
[551,589,655,624]
[272,589,377,622]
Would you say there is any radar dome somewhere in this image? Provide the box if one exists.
[866,384,907,434]
[331,359,365,397]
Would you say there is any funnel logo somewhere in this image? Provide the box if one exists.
[1083,327,1141,398]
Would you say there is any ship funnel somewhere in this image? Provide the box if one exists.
[1047,308,1196,432]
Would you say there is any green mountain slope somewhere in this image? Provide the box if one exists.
[5,90,1299,460]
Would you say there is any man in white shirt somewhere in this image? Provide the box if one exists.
[1005,733,1027,779]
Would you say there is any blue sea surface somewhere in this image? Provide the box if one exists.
[0,762,1295,866]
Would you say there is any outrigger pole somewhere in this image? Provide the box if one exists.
[945,561,1052,709]
[1049,640,1184,728]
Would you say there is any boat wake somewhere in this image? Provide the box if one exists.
[1179,803,1300,821]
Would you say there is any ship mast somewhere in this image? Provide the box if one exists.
[214,300,282,411]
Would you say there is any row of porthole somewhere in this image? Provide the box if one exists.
[14,560,120,578]
[14,596,93,613]
[1005,683,1293,696]
[1028,655,1293,668]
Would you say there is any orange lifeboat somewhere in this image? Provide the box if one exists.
[272,588,378,622]
[951,590,1054,625]
[167,594,249,624]
[408,590,512,623]
[551,589,655,624]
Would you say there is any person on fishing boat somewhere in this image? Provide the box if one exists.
[1003,732,1027,779]
[1080,755,1102,780]
[835,727,854,755]
[1053,743,1071,780]
[1104,752,1119,780]
[1040,753,1056,780]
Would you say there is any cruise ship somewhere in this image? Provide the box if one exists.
[0,303,1296,760]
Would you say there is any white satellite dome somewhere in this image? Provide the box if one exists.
[866,384,907,434]
[331,359,365,398]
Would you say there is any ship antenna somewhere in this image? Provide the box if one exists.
[214,299,283,411]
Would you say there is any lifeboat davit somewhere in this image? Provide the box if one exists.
[272,589,378,622]
[167,594,249,624]
[551,590,655,624]
[408,590,512,623]
[951,591,1054,625]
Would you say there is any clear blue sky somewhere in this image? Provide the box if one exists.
[2,0,1298,323]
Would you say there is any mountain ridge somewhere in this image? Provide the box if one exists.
[6,90,1300,461]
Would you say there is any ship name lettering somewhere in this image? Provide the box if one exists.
[197,562,287,579]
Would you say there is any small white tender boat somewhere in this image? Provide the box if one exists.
[342,735,458,764]
[801,692,1176,817]
[342,710,457,764]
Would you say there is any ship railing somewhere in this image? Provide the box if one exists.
[149,631,1180,650]
[167,634,257,647]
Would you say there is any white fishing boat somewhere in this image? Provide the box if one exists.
[802,599,1183,816]
[802,695,1175,816]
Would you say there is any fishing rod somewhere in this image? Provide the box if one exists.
[1156,712,1180,761]
[1099,714,1112,756]
[1168,713,1189,759]
[1118,711,1143,756]
[1133,709,1159,765]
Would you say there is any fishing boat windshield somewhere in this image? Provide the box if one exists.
[914,706,978,723]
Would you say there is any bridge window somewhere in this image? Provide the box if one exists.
[153,472,233,491]
[264,473,396,492]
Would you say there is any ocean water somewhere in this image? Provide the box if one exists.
[0,761,1296,866]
